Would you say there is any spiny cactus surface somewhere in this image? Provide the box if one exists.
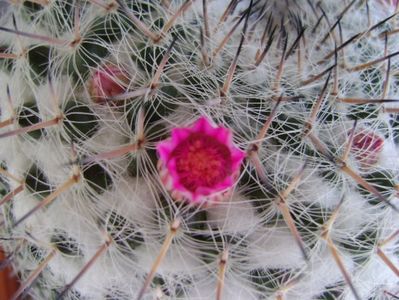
[0,0,399,299]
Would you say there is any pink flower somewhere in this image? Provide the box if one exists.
[88,64,129,103]
[157,117,245,205]
[351,131,384,167]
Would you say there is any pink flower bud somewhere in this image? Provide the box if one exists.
[351,131,384,167]
[88,64,129,103]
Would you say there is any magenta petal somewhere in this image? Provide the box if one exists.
[173,181,187,193]
[166,158,186,191]
[193,188,212,198]
[192,116,214,133]
[212,177,234,191]
[166,158,178,179]
[190,191,202,202]
[156,142,174,162]
[231,148,246,169]
[212,127,232,144]
[194,178,232,196]
[171,128,192,142]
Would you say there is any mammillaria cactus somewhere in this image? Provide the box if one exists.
[0,0,399,299]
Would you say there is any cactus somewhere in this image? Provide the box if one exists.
[0,0,399,299]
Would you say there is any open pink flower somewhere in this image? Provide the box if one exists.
[157,117,245,205]
[88,64,129,103]
[351,130,384,167]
